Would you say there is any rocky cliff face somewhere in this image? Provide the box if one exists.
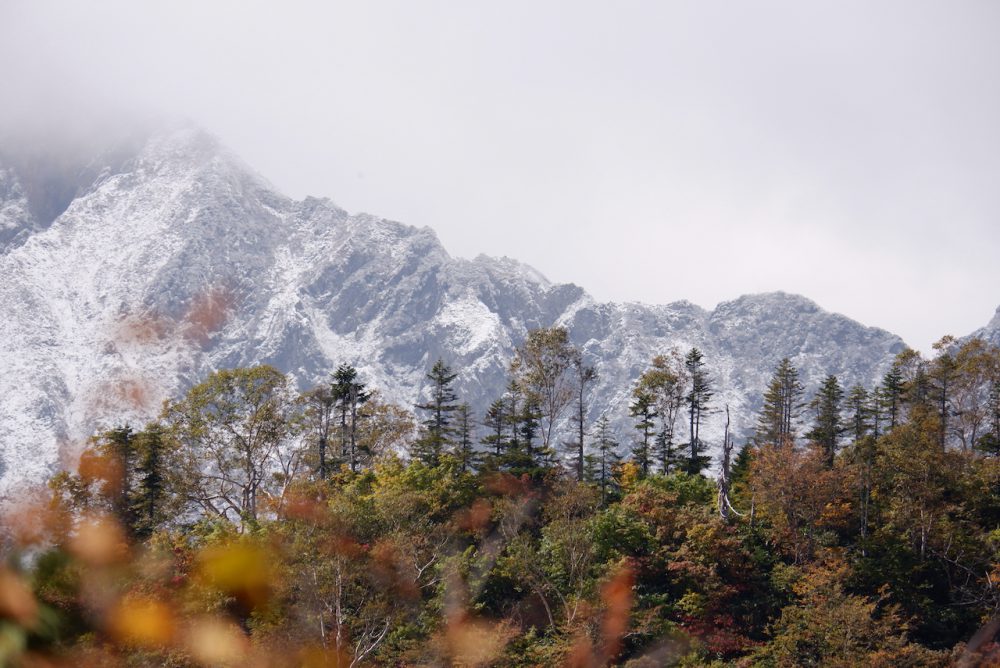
[971,307,1000,348]
[0,126,915,494]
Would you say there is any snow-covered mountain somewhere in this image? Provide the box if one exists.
[0,125,918,494]
[971,307,1000,348]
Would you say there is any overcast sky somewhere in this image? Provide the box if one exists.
[2,1,998,353]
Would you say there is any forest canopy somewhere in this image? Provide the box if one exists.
[3,329,1000,666]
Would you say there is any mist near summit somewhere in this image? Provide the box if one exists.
[2,0,998,353]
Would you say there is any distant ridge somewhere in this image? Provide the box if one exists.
[0,125,930,493]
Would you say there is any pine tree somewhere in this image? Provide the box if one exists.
[520,395,542,463]
[991,379,1000,447]
[929,336,958,449]
[629,388,656,477]
[130,424,169,539]
[481,399,507,464]
[846,385,871,443]
[975,379,1000,456]
[755,357,805,447]
[454,403,476,472]
[413,359,460,466]
[684,348,713,474]
[504,379,523,454]
[332,364,369,472]
[585,415,620,506]
[807,374,845,466]
[566,358,597,481]
[877,363,905,431]
[100,425,137,530]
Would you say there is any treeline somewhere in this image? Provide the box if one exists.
[3,330,1000,666]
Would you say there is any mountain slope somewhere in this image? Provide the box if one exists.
[0,126,911,494]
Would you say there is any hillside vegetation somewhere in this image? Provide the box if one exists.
[3,329,1000,666]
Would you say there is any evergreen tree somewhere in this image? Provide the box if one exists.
[481,399,507,463]
[454,403,476,472]
[929,337,958,448]
[975,379,1000,457]
[100,425,137,530]
[413,359,460,466]
[755,357,805,447]
[991,379,1000,447]
[567,358,597,481]
[846,385,871,443]
[684,348,713,474]
[332,364,370,472]
[520,395,543,463]
[585,415,620,506]
[877,363,905,431]
[807,374,845,466]
[504,379,523,454]
[629,388,656,477]
[130,424,170,539]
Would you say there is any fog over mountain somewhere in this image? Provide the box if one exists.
[2,125,989,495]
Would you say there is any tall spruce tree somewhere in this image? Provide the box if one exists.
[807,374,845,466]
[454,403,476,472]
[977,379,1000,456]
[755,357,805,447]
[481,399,507,463]
[585,415,620,506]
[130,424,170,539]
[929,336,958,449]
[332,364,369,472]
[846,385,872,443]
[413,359,460,466]
[629,388,656,477]
[567,357,597,481]
[684,348,713,474]
[877,363,905,431]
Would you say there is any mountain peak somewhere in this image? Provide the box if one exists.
[0,124,961,496]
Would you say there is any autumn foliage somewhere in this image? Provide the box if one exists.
[3,335,1000,666]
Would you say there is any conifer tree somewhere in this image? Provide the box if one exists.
[100,425,137,530]
[454,403,476,472]
[807,374,845,466]
[130,424,170,539]
[567,357,597,481]
[504,379,523,454]
[585,415,620,506]
[481,399,507,462]
[991,378,1000,447]
[332,364,369,472]
[755,357,805,447]
[877,363,905,431]
[684,348,713,474]
[629,388,656,477]
[977,379,1000,456]
[846,385,871,443]
[929,336,958,449]
[413,359,460,466]
[520,395,542,463]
